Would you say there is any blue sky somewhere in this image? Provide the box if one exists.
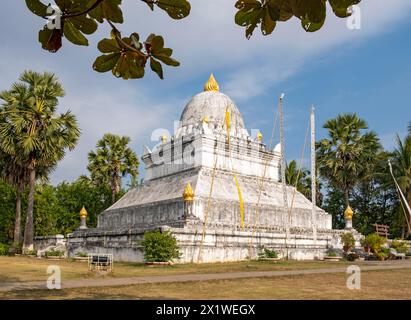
[1,1,411,184]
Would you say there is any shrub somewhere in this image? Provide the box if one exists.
[406,252,411,257]
[391,240,408,253]
[45,249,64,257]
[340,232,355,250]
[0,243,10,256]
[75,252,88,257]
[141,231,181,263]
[26,249,37,256]
[327,251,337,257]
[345,252,359,261]
[365,233,387,254]
[258,247,278,259]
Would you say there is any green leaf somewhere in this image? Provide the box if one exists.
[93,53,120,72]
[26,0,48,17]
[39,26,62,52]
[97,38,120,53]
[69,16,98,35]
[153,54,180,67]
[90,0,123,23]
[261,8,276,35]
[150,58,164,79]
[156,0,191,20]
[63,20,89,46]
[329,0,361,18]
[150,36,165,54]
[301,14,325,32]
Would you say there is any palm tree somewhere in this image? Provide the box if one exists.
[316,113,381,208]
[0,151,28,246]
[0,71,80,251]
[88,134,139,204]
[285,160,310,196]
[391,133,411,224]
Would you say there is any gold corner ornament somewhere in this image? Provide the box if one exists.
[204,73,220,92]
[202,116,209,124]
[80,206,88,218]
[344,205,353,220]
[257,131,263,142]
[183,182,194,202]
[160,134,167,144]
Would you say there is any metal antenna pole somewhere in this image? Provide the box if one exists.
[310,106,317,245]
[279,94,289,257]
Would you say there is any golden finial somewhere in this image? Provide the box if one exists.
[204,73,219,92]
[160,134,167,144]
[344,205,353,220]
[202,116,209,124]
[183,183,194,202]
[80,206,88,218]
[257,131,263,142]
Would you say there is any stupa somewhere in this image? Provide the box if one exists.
[67,74,349,262]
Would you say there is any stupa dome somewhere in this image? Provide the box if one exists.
[179,74,245,131]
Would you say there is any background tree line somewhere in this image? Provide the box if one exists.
[0,71,139,251]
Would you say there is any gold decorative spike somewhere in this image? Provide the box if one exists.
[204,73,219,92]
[202,116,209,124]
[80,206,88,218]
[344,205,353,220]
[257,131,263,142]
[183,183,194,202]
[160,134,167,144]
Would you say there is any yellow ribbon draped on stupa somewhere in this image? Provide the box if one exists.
[225,107,245,229]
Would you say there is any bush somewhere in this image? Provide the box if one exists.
[391,240,408,253]
[45,249,64,257]
[327,251,337,257]
[365,233,387,254]
[141,231,181,263]
[75,252,88,257]
[345,252,359,261]
[406,252,411,257]
[26,249,37,256]
[258,247,278,259]
[340,232,355,250]
[0,243,10,256]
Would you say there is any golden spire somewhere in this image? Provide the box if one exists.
[80,206,88,218]
[183,183,194,202]
[344,205,353,220]
[204,73,219,92]
[202,116,209,124]
[257,131,263,142]
[160,134,167,144]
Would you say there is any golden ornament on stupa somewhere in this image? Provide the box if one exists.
[160,134,167,144]
[257,131,263,142]
[204,73,219,92]
[80,206,88,218]
[183,183,194,202]
[344,205,353,220]
[202,116,209,124]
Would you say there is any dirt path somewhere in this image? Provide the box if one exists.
[1,261,410,292]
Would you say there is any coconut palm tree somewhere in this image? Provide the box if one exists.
[87,134,139,204]
[0,71,80,251]
[391,133,411,220]
[285,160,310,196]
[316,113,381,208]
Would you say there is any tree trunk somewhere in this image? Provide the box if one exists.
[344,189,350,208]
[111,188,116,204]
[13,187,23,246]
[23,168,36,252]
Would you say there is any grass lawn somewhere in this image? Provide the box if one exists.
[1,256,410,299]
[0,256,358,283]
[1,268,411,300]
